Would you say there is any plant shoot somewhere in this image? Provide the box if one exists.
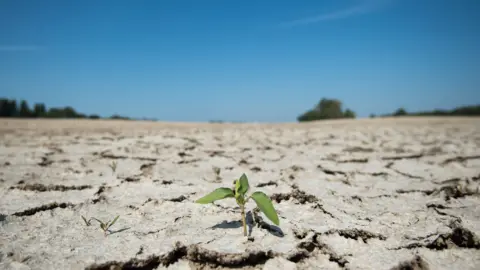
[195,173,279,236]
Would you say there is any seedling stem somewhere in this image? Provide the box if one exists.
[240,204,247,236]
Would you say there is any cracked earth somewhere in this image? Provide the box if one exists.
[1,118,479,270]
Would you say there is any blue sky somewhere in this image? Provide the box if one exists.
[1,0,479,122]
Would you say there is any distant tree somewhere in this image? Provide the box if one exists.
[19,100,32,117]
[451,105,480,116]
[343,108,356,119]
[393,108,407,116]
[209,120,225,123]
[297,110,322,122]
[0,97,137,119]
[47,108,68,118]
[0,99,18,117]
[9,100,17,116]
[0,98,9,117]
[382,105,480,117]
[298,98,356,122]
[431,109,448,116]
[315,98,344,119]
[141,117,157,122]
[45,106,86,118]
[63,106,78,118]
[45,108,63,118]
[33,103,47,117]
[110,114,130,120]
[369,114,376,118]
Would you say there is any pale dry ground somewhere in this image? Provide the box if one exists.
[0,117,480,270]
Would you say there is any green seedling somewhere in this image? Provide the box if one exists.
[108,161,117,173]
[82,215,120,236]
[195,173,279,236]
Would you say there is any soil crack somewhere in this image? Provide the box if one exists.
[396,189,435,195]
[337,158,369,163]
[324,228,386,243]
[441,155,480,165]
[166,195,188,203]
[85,242,277,270]
[9,183,92,192]
[271,186,336,218]
[317,165,347,176]
[391,169,425,180]
[381,153,424,161]
[390,226,480,250]
[95,150,157,162]
[12,202,76,217]
[289,233,349,268]
[256,181,278,187]
[271,189,319,204]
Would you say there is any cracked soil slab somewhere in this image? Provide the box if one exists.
[0,117,480,270]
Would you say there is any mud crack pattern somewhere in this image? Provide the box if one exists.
[0,118,479,269]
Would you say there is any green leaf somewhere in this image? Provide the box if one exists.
[250,191,279,225]
[81,216,89,226]
[92,217,103,224]
[195,187,235,204]
[236,174,249,196]
[109,215,120,227]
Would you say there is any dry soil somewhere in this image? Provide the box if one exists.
[0,118,479,270]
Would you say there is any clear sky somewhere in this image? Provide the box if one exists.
[1,0,479,122]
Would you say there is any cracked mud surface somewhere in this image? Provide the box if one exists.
[1,118,480,270]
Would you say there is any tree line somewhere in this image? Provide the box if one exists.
[380,105,480,117]
[0,98,131,120]
[2,97,479,122]
[297,98,480,122]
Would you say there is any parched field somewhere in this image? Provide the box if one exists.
[1,118,479,270]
